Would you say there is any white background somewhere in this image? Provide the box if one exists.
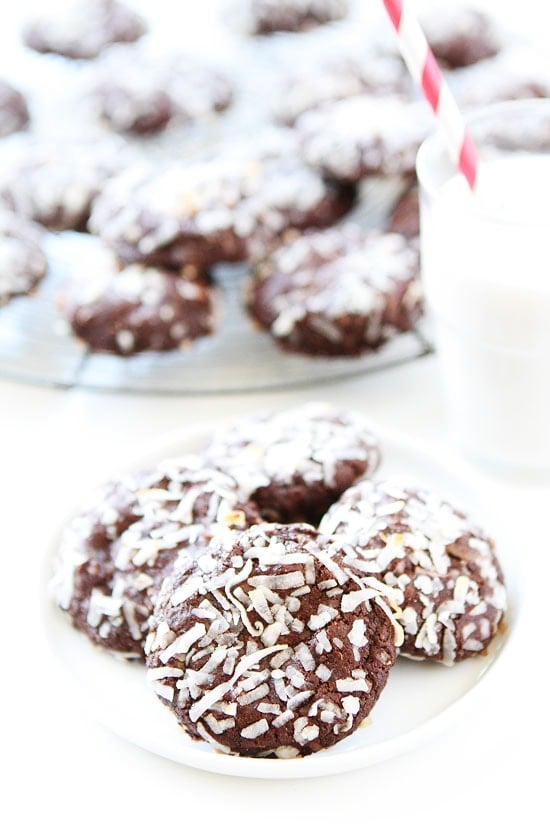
[1,1,549,822]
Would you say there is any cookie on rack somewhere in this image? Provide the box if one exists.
[320,479,507,665]
[274,53,411,126]
[93,50,233,136]
[0,137,124,231]
[248,225,422,357]
[387,185,419,240]
[0,79,30,138]
[51,458,261,659]
[95,72,174,137]
[237,0,349,35]
[145,521,401,757]
[61,262,216,356]
[89,134,354,268]
[0,210,47,307]
[297,95,431,182]
[22,0,147,60]
[204,402,380,524]
[419,5,501,70]
[451,49,550,110]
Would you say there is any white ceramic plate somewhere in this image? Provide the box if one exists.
[42,422,518,778]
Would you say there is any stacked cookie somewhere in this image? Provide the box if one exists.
[52,403,507,757]
[247,225,422,357]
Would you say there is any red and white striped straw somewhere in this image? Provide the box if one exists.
[382,0,478,190]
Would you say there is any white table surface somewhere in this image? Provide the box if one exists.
[2,354,548,823]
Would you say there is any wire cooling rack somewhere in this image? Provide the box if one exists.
[0,0,432,395]
[0,226,432,395]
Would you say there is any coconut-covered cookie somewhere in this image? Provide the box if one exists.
[274,53,411,126]
[61,263,215,356]
[320,480,507,665]
[0,210,47,307]
[145,522,400,757]
[93,50,233,136]
[204,403,380,524]
[239,0,349,35]
[51,458,260,659]
[89,134,354,268]
[23,0,147,60]
[0,79,30,138]
[451,49,550,110]
[420,6,501,70]
[248,226,422,357]
[387,185,419,240]
[51,467,157,658]
[297,95,431,182]
[0,137,123,231]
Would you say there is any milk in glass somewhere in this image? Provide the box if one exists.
[420,153,550,470]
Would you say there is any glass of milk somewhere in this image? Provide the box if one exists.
[417,99,550,474]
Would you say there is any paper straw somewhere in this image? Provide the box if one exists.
[382,0,478,190]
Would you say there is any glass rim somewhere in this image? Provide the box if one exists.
[416,98,550,228]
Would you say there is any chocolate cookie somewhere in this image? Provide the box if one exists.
[61,263,215,356]
[320,480,507,665]
[387,185,419,239]
[420,6,501,69]
[145,522,400,757]
[204,403,380,524]
[297,95,431,182]
[0,79,30,138]
[274,53,411,126]
[240,0,349,35]
[0,210,47,307]
[51,458,260,659]
[89,135,354,267]
[0,138,123,231]
[23,0,147,60]
[94,51,233,136]
[452,50,550,110]
[248,226,422,356]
